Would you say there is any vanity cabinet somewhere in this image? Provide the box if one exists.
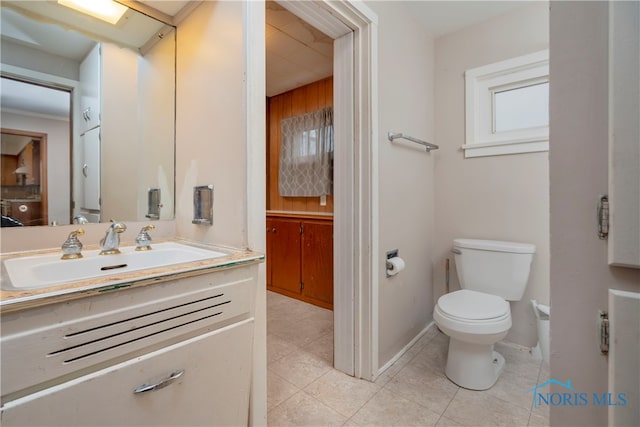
[266,214,333,309]
[1,266,257,426]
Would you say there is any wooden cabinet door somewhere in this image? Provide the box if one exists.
[1,320,254,427]
[1,155,18,185]
[267,218,301,295]
[301,220,333,309]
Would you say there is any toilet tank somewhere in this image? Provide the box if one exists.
[453,239,536,301]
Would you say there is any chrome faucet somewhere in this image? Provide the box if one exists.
[61,228,85,260]
[135,225,155,251]
[100,221,127,255]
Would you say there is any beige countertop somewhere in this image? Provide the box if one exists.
[0,239,264,314]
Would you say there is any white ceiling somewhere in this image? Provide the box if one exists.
[266,1,333,97]
[0,1,536,116]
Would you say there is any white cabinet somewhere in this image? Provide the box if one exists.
[79,44,101,133]
[81,127,101,211]
[1,320,253,426]
[1,266,257,426]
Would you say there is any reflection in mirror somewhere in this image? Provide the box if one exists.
[0,2,175,228]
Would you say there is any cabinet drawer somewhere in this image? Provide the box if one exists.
[1,319,254,426]
[1,268,256,401]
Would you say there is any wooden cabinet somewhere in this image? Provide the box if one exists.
[9,201,42,226]
[1,155,18,185]
[267,214,333,309]
[1,267,257,426]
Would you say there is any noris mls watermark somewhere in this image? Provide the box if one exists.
[530,379,627,408]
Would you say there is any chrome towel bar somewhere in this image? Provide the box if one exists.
[388,131,439,152]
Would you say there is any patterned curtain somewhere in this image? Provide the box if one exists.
[278,107,333,197]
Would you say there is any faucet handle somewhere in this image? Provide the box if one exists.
[109,219,127,233]
[135,224,155,251]
[61,228,85,260]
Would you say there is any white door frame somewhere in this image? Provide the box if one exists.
[269,0,379,380]
[246,1,378,423]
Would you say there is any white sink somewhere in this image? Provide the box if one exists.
[2,242,228,290]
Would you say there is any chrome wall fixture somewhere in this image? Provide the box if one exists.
[193,185,213,225]
[388,131,439,152]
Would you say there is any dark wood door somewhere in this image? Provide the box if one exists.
[301,220,333,309]
[267,218,301,295]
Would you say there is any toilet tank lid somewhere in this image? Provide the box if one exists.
[453,239,536,254]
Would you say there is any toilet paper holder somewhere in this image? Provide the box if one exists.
[386,249,398,277]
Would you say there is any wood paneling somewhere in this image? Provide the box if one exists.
[266,77,334,214]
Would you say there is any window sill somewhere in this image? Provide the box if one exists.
[462,138,549,158]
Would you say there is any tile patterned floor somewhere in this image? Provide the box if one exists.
[267,291,550,426]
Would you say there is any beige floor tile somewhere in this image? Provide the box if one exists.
[302,331,334,364]
[485,364,540,410]
[269,349,332,388]
[268,315,333,348]
[435,415,466,426]
[374,337,424,387]
[267,390,347,427]
[529,401,550,426]
[305,369,381,418]
[495,342,541,381]
[409,332,450,373]
[416,324,441,347]
[267,333,300,365]
[267,370,300,411]
[350,388,441,427]
[443,388,531,426]
[385,362,459,415]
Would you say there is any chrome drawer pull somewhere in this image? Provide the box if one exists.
[133,369,185,394]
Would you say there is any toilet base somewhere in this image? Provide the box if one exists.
[444,338,505,390]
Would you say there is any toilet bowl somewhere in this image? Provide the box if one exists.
[434,239,535,390]
[434,289,511,390]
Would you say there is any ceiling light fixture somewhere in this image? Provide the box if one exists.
[57,0,128,25]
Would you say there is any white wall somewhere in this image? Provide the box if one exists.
[433,3,550,347]
[1,111,70,225]
[365,1,436,368]
[136,34,175,221]
[175,1,247,248]
[101,43,139,222]
[549,2,640,425]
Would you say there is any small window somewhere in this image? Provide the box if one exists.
[464,50,549,158]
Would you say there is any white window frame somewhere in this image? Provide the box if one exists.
[464,50,549,158]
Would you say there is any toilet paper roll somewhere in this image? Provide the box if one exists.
[386,257,405,276]
[18,204,28,213]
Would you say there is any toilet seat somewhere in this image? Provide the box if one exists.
[437,289,509,320]
[435,290,511,336]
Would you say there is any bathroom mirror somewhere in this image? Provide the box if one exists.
[0,1,175,227]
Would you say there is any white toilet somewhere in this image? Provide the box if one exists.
[434,238,536,390]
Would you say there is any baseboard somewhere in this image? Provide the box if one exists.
[375,321,436,379]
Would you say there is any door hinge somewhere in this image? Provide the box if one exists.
[597,195,609,239]
[598,310,609,355]
[300,224,304,234]
[300,282,304,291]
